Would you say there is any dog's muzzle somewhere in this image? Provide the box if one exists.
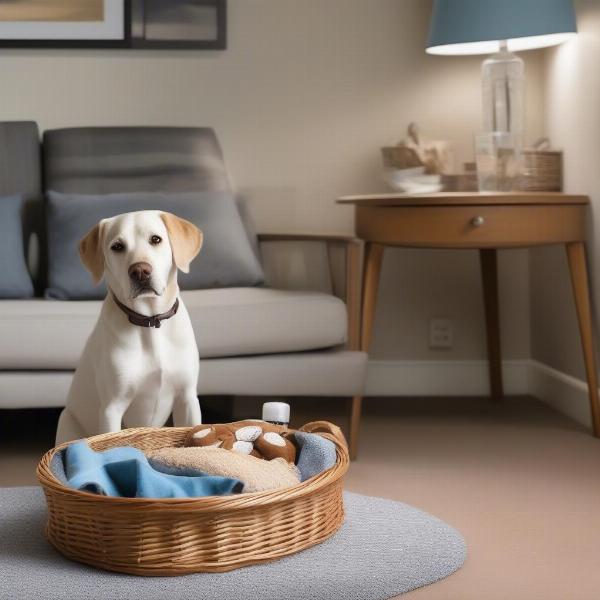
[128,262,153,283]
[128,262,159,297]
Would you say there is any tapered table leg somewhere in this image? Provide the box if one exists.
[347,242,384,461]
[345,241,363,461]
[348,396,362,461]
[480,249,504,401]
[565,242,600,436]
[360,243,385,352]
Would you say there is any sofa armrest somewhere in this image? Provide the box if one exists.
[258,233,361,350]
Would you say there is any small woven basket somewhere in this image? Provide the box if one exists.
[381,145,422,169]
[37,421,349,576]
[520,149,563,192]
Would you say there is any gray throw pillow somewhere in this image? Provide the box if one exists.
[0,195,34,298]
[45,191,265,300]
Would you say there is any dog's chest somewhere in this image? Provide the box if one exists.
[116,325,197,425]
[124,352,189,427]
[127,331,192,389]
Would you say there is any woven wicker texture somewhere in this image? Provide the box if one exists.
[37,422,349,576]
[520,150,563,191]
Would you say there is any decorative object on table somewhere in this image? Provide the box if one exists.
[475,132,522,192]
[148,446,301,493]
[0,0,226,50]
[519,137,563,192]
[37,422,348,574]
[381,123,453,193]
[427,0,577,139]
[441,162,478,192]
[185,420,297,463]
[383,167,443,194]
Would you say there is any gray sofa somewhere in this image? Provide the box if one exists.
[0,122,367,456]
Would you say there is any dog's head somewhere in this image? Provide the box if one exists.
[78,211,203,301]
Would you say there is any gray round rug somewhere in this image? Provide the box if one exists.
[0,487,466,600]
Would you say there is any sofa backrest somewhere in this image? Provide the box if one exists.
[43,126,232,194]
[0,125,251,295]
[41,126,260,272]
[0,122,43,290]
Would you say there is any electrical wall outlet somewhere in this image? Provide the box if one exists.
[429,318,453,349]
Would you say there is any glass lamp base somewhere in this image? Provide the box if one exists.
[475,132,522,192]
[482,42,525,135]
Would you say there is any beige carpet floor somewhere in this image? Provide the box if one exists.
[2,396,600,599]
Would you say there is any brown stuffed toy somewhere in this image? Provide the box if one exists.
[185,420,296,463]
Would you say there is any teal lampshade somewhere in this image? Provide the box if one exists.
[427,0,577,55]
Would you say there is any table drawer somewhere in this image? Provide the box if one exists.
[355,204,586,248]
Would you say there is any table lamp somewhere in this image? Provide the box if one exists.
[426,0,577,135]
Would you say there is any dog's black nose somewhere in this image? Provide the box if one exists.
[128,262,153,283]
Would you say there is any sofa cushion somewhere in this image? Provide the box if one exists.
[0,196,34,298]
[0,123,43,291]
[45,191,265,299]
[0,288,347,369]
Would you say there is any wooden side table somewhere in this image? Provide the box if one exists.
[338,192,600,458]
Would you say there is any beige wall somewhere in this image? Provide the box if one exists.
[531,0,600,379]
[1,0,546,360]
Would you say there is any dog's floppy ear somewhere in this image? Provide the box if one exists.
[160,212,203,273]
[79,222,105,284]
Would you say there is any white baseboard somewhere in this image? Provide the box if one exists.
[366,359,530,397]
[527,360,592,428]
[366,358,593,428]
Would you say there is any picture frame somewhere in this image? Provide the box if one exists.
[0,1,131,49]
[131,0,227,50]
[0,0,227,50]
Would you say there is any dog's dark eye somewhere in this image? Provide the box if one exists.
[110,241,125,253]
[150,235,162,245]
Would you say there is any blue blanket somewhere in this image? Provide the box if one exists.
[64,441,243,499]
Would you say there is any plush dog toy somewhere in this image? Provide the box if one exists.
[148,447,300,493]
[185,420,296,463]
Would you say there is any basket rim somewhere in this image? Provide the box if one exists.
[37,424,349,508]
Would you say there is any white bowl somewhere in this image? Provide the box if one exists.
[383,168,442,193]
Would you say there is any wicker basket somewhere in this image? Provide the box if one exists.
[381,145,422,170]
[37,421,349,576]
[520,149,563,192]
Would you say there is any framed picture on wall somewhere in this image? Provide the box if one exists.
[0,0,130,48]
[131,0,227,50]
[0,0,227,50]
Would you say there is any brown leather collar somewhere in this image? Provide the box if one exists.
[112,294,179,329]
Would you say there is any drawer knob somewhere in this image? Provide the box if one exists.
[471,215,485,227]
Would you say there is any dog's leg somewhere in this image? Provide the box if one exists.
[172,390,202,427]
[98,402,128,434]
[55,408,87,445]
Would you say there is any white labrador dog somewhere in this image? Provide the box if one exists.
[55,210,203,445]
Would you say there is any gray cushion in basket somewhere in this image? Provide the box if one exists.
[0,195,34,298]
[294,431,337,482]
[45,191,265,300]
